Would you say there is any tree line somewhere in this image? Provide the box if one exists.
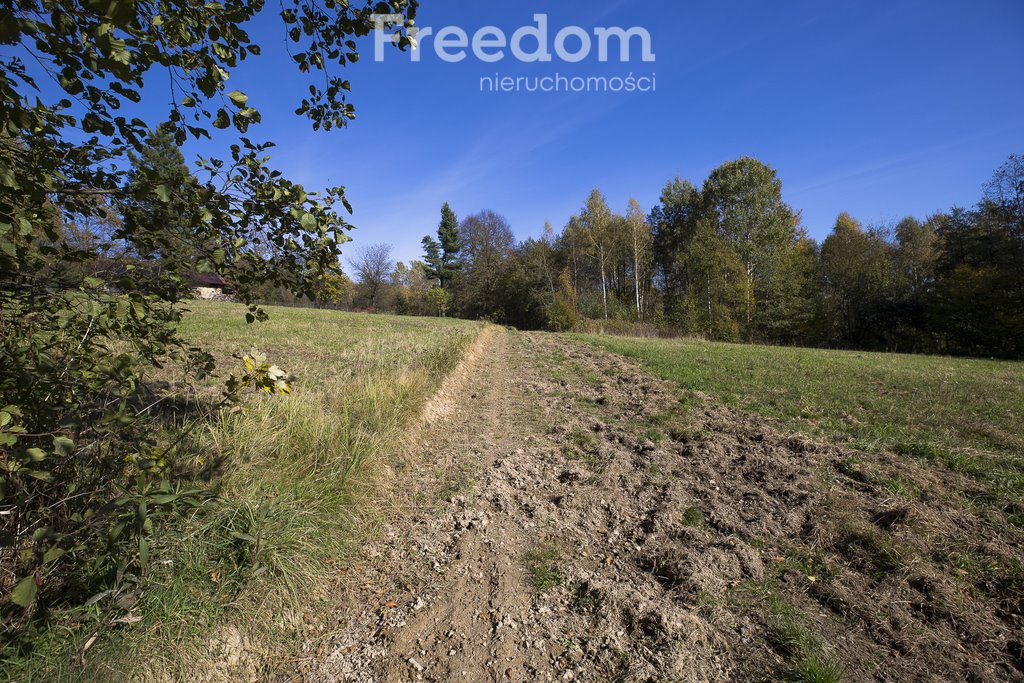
[314,154,1023,359]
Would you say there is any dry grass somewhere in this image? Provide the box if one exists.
[59,302,484,679]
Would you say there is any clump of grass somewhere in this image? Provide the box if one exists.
[834,456,924,500]
[733,574,843,681]
[834,456,865,479]
[895,441,1024,501]
[764,594,844,682]
[681,506,706,528]
[785,548,835,582]
[643,427,665,442]
[524,544,563,592]
[895,441,986,478]
[790,654,844,683]
[568,427,599,452]
[768,595,820,656]
[879,476,922,499]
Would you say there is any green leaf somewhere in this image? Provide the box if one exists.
[148,493,179,505]
[227,90,248,107]
[10,576,37,607]
[155,184,171,202]
[211,248,226,265]
[53,436,74,457]
[83,589,113,608]
[43,547,66,564]
[213,109,230,129]
[26,447,46,462]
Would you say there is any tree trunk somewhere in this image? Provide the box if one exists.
[600,245,609,319]
[633,236,641,321]
[707,274,713,337]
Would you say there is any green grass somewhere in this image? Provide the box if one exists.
[60,302,481,679]
[790,654,844,683]
[578,334,1024,500]
[681,506,706,528]
[523,544,564,592]
[734,582,844,682]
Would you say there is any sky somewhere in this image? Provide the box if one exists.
[39,0,1024,263]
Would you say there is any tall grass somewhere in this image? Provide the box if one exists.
[14,303,481,680]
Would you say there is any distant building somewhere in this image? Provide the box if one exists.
[188,272,233,300]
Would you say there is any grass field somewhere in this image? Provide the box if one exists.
[54,302,481,679]
[578,334,1024,503]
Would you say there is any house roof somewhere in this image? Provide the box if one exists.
[187,272,227,287]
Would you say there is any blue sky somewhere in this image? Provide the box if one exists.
[48,1,1024,263]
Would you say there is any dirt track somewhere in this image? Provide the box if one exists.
[281,329,1024,682]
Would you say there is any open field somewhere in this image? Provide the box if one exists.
[281,327,1024,682]
[13,309,1024,681]
[578,334,1024,506]
[18,303,481,680]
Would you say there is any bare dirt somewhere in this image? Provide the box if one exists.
[278,329,1024,682]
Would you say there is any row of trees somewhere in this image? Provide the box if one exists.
[333,154,1023,359]
[646,154,1024,357]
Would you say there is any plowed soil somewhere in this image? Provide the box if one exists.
[278,329,1024,682]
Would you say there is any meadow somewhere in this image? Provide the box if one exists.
[579,334,1024,503]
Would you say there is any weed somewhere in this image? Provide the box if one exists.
[571,582,603,614]
[644,427,665,443]
[835,457,865,479]
[789,654,844,683]
[681,507,706,528]
[768,594,820,656]
[524,544,563,592]
[879,476,922,499]
[569,428,599,452]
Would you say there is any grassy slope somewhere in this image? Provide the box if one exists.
[73,303,482,679]
[578,334,1024,499]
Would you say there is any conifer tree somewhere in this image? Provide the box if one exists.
[422,202,462,288]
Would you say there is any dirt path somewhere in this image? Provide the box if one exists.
[281,329,1024,682]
